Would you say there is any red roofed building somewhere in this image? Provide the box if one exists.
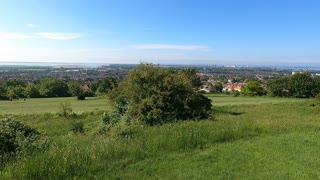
[80,84,90,91]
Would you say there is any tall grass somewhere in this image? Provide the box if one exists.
[1,98,319,179]
[1,118,263,179]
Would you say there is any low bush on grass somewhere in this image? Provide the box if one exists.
[71,122,85,134]
[0,118,50,170]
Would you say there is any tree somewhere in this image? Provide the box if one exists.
[38,78,70,97]
[289,73,315,98]
[108,63,212,125]
[24,84,41,98]
[68,81,82,97]
[241,81,266,96]
[0,85,7,100]
[91,77,117,94]
[214,82,223,93]
[4,78,26,88]
[267,77,290,97]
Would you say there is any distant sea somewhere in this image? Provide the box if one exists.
[1,61,320,71]
[0,61,111,68]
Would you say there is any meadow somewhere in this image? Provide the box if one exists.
[0,97,110,114]
[1,95,320,179]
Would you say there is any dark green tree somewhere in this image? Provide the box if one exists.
[267,77,290,97]
[214,82,223,93]
[241,81,266,96]
[67,81,82,97]
[24,84,41,98]
[289,73,315,98]
[91,77,117,94]
[4,79,26,88]
[38,78,70,97]
[108,63,212,125]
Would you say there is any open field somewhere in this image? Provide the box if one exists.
[206,94,307,106]
[0,94,308,114]
[1,96,320,179]
[0,97,111,114]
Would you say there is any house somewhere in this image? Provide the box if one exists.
[222,83,246,92]
[80,84,90,91]
[199,85,214,93]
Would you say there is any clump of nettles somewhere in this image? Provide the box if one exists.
[0,118,50,169]
[71,121,85,134]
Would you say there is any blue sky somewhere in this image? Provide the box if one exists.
[0,0,320,65]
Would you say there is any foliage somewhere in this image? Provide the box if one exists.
[67,81,82,97]
[77,93,86,100]
[91,77,117,94]
[58,101,73,118]
[4,78,26,88]
[39,78,70,97]
[71,122,85,134]
[102,112,111,124]
[108,63,212,125]
[289,73,316,98]
[267,77,290,97]
[214,82,223,93]
[24,84,41,98]
[0,118,49,169]
[241,81,266,96]
[268,73,319,98]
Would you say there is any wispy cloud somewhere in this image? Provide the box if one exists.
[131,44,209,51]
[0,33,33,40]
[37,33,83,40]
[26,23,36,28]
[0,32,84,40]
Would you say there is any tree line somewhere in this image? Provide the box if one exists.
[240,72,320,98]
[0,77,117,100]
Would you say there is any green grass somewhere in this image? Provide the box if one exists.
[0,97,111,114]
[206,93,307,106]
[1,95,320,179]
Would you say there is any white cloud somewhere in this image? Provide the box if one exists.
[131,44,209,51]
[37,33,83,40]
[26,23,36,28]
[0,32,33,40]
[0,32,84,40]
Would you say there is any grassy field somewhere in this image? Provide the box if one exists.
[0,94,306,114]
[206,94,307,106]
[0,97,110,114]
[1,95,320,179]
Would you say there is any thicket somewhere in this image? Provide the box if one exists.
[0,76,116,100]
[268,73,320,98]
[241,81,266,96]
[108,63,212,125]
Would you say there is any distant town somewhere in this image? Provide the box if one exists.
[1,62,320,96]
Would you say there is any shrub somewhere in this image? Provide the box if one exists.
[0,118,50,169]
[71,122,85,134]
[77,93,86,100]
[108,63,212,125]
[102,112,111,124]
[58,101,73,118]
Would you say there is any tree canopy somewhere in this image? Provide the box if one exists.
[108,63,212,125]
[241,81,266,96]
[268,73,318,98]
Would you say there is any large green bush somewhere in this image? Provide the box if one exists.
[108,63,212,125]
[0,118,50,169]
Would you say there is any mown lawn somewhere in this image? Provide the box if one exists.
[1,95,320,179]
[206,94,307,106]
[0,97,111,114]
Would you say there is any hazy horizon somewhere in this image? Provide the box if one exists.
[1,0,320,64]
